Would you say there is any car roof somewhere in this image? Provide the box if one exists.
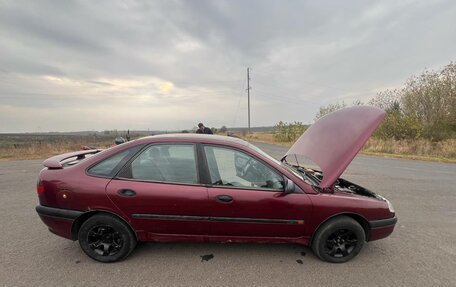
[134,133,250,147]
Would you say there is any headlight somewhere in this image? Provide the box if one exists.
[378,195,395,213]
[385,199,395,213]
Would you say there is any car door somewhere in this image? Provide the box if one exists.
[105,143,210,238]
[203,145,312,238]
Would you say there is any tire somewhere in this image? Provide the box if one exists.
[78,214,136,263]
[312,216,365,263]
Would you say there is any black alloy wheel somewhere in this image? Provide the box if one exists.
[78,214,136,263]
[87,225,123,256]
[324,229,358,258]
[312,216,365,263]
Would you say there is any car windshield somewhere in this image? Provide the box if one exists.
[247,143,283,166]
[247,143,319,186]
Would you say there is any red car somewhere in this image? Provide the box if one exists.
[36,106,397,263]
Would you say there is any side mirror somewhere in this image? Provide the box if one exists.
[284,178,295,194]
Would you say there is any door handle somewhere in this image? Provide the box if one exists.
[216,195,233,203]
[118,189,137,197]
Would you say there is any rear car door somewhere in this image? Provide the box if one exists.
[105,143,210,238]
[203,145,312,238]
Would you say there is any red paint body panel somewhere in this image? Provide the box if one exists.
[305,191,394,240]
[106,179,210,235]
[207,187,311,238]
[38,167,123,215]
[38,215,74,240]
[370,225,396,241]
[36,133,396,251]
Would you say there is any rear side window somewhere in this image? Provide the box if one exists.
[88,146,141,178]
[120,144,198,184]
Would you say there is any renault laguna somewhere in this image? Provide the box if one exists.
[35,106,397,263]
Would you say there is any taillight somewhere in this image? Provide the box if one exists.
[37,180,44,194]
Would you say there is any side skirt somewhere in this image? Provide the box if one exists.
[144,232,310,245]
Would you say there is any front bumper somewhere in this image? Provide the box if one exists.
[368,216,398,241]
[36,205,83,240]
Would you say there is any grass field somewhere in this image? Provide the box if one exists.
[1,132,455,163]
[0,134,129,160]
[244,132,456,163]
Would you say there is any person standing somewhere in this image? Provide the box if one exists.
[196,123,213,134]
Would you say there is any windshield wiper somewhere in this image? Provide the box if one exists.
[282,162,319,186]
[297,167,321,185]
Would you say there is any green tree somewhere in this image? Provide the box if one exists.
[369,63,456,141]
[368,90,420,140]
[401,63,456,140]
[370,62,456,140]
[273,121,306,142]
[373,101,421,140]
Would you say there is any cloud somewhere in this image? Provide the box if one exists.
[1,0,456,132]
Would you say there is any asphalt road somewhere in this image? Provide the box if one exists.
[1,142,455,287]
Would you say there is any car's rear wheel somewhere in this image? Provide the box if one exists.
[312,216,365,263]
[78,214,136,263]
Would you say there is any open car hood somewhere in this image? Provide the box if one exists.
[281,106,386,188]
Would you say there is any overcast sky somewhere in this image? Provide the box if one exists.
[1,0,455,132]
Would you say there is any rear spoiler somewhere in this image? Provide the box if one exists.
[43,149,102,169]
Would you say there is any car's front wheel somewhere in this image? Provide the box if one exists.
[78,214,136,263]
[312,216,365,263]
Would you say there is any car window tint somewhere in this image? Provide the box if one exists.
[129,144,198,184]
[88,149,131,177]
[203,146,284,190]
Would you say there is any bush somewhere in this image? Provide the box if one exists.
[273,121,306,142]
[369,62,456,141]
[374,111,421,140]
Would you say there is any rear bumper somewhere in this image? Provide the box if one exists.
[368,216,397,241]
[36,205,83,240]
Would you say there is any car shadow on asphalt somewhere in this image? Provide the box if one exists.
[128,242,315,264]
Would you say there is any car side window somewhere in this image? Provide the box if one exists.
[88,148,137,178]
[204,146,284,191]
[124,144,198,184]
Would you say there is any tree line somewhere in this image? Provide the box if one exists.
[313,62,456,141]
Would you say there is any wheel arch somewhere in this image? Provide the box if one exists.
[71,210,138,241]
[310,212,370,245]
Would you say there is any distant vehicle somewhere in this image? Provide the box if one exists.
[114,136,127,145]
[35,106,396,263]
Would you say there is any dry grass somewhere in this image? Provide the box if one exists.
[0,135,113,160]
[2,132,455,163]
[0,142,107,160]
[241,132,456,163]
[363,138,456,162]
[244,132,293,147]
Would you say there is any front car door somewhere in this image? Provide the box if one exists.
[202,145,312,239]
[105,143,210,239]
